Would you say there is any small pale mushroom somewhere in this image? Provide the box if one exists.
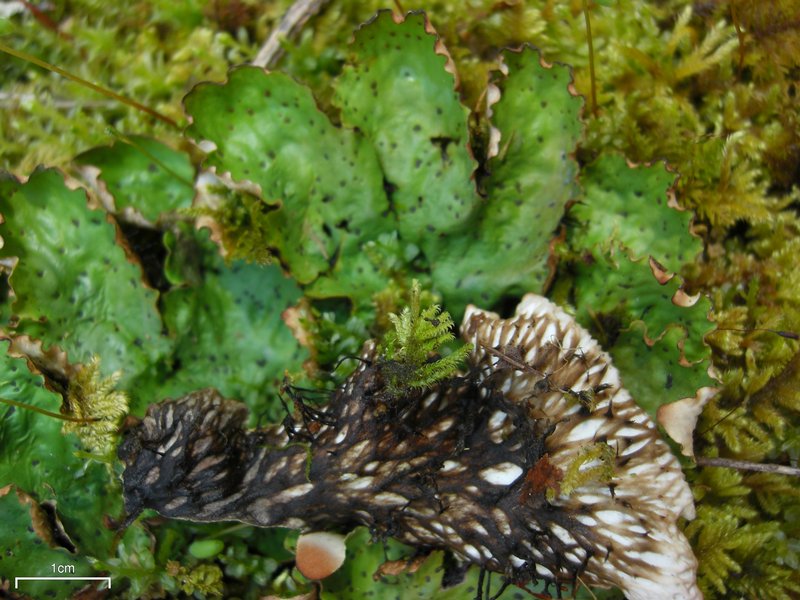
[119,293,701,599]
[295,531,347,580]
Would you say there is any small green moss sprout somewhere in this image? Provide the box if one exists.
[165,561,224,597]
[188,184,274,265]
[381,280,471,396]
[549,442,615,502]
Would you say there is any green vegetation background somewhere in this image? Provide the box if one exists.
[1,0,799,598]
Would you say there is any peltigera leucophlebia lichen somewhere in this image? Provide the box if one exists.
[118,294,700,599]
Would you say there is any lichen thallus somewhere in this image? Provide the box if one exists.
[118,293,701,600]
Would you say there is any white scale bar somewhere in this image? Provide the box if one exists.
[15,577,111,589]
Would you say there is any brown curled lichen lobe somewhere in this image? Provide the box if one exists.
[119,294,701,599]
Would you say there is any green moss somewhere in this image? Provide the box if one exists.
[381,280,471,395]
[0,0,285,174]
[2,0,800,597]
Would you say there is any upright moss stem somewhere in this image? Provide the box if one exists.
[582,0,599,117]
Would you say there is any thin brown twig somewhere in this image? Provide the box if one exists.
[21,0,72,40]
[483,345,534,373]
[696,456,800,478]
[582,0,598,117]
[729,0,746,76]
[252,0,331,69]
[0,42,178,128]
[577,576,598,600]
[108,128,195,188]
[0,397,100,423]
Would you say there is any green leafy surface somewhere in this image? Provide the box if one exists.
[153,225,308,418]
[187,31,584,320]
[321,528,534,600]
[89,525,162,598]
[216,526,289,594]
[2,1,799,598]
[335,11,479,242]
[566,240,717,416]
[304,235,398,307]
[614,327,714,416]
[0,169,170,384]
[432,47,583,312]
[0,489,92,598]
[571,155,701,271]
[0,0,272,175]
[571,249,713,362]
[185,67,388,286]
[0,347,68,496]
[563,156,715,413]
[0,345,118,593]
[76,136,195,223]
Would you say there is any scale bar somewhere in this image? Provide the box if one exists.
[15,577,111,589]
